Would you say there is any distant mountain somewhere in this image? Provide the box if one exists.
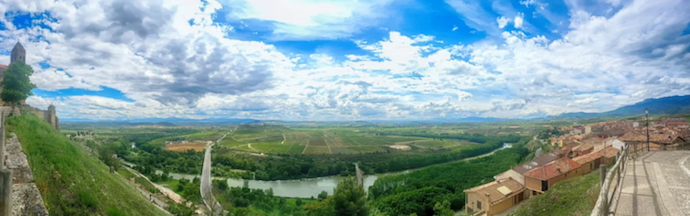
[430,117,516,122]
[61,117,258,123]
[557,95,690,119]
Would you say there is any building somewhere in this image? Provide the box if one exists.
[0,42,60,130]
[464,178,526,216]
[619,133,687,150]
[573,152,605,174]
[572,142,594,157]
[0,42,27,106]
[524,157,582,195]
[608,139,626,150]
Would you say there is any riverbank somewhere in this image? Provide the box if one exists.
[123,143,511,198]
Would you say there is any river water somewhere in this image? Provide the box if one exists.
[125,143,511,198]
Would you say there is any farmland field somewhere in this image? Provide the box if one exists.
[223,125,480,155]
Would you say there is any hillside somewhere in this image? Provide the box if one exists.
[7,114,167,216]
[510,170,600,216]
[558,95,690,118]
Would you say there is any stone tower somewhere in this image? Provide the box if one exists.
[10,42,26,63]
[45,104,59,131]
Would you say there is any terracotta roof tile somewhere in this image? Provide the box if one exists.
[524,157,581,180]
[573,152,604,164]
[0,64,7,70]
[464,178,525,204]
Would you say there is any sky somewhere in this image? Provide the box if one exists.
[0,0,689,121]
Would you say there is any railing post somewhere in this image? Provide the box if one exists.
[616,152,621,177]
[0,170,11,216]
[0,113,4,168]
[600,164,608,214]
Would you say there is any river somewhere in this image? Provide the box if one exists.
[124,143,512,198]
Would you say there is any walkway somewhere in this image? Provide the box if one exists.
[612,151,690,216]
[200,132,229,216]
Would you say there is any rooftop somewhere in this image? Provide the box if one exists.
[572,151,604,164]
[464,178,525,204]
[512,152,561,174]
[524,157,581,180]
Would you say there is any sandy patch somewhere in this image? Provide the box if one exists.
[164,141,212,152]
[389,144,412,150]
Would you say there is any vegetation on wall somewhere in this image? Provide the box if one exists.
[368,138,530,216]
[7,114,167,215]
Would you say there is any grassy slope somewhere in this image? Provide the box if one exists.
[510,171,601,216]
[7,114,167,216]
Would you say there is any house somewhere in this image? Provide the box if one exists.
[661,118,689,129]
[508,151,563,178]
[572,142,594,157]
[608,139,625,150]
[464,178,526,216]
[573,152,605,174]
[524,157,582,195]
[620,133,687,150]
[599,147,621,164]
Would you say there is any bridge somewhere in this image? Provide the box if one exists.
[591,148,690,216]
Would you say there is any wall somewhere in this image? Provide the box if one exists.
[465,192,488,214]
[525,176,542,194]
[495,169,525,185]
[487,192,523,216]
[23,105,59,131]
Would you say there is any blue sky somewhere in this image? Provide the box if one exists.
[0,0,689,120]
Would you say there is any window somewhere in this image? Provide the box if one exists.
[541,180,549,191]
[477,201,482,209]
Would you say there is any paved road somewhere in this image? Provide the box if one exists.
[611,150,690,216]
[201,133,229,216]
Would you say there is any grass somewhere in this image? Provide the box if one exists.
[510,171,601,216]
[7,114,167,216]
[228,128,451,155]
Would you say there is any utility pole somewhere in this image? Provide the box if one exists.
[645,108,650,151]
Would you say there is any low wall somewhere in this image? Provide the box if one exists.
[4,133,48,215]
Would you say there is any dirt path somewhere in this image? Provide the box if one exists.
[247,143,260,152]
[394,139,433,145]
[281,133,286,144]
[302,140,310,154]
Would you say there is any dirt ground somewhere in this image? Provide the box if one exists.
[164,141,211,152]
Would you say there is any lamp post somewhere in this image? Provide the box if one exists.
[645,108,650,151]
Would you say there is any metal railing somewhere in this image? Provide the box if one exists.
[590,144,630,216]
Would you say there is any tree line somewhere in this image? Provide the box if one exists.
[368,138,530,216]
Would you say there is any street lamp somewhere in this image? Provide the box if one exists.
[645,108,650,151]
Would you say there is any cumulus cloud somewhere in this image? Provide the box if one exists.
[497,16,510,29]
[514,13,524,28]
[226,0,401,40]
[2,0,689,120]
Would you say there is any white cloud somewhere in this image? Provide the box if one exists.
[228,0,399,40]
[3,0,690,121]
[497,16,510,29]
[452,26,458,31]
[514,13,524,28]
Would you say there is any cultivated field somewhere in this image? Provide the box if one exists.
[219,126,474,155]
[164,140,211,152]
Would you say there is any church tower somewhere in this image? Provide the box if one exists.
[10,42,25,63]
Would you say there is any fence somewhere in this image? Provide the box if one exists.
[590,144,630,216]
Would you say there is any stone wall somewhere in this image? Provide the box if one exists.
[4,134,48,215]
[23,105,59,131]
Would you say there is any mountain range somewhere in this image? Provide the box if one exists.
[556,95,690,119]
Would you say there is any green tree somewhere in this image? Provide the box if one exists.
[318,190,329,200]
[1,61,36,108]
[333,177,368,216]
[295,198,303,206]
[304,197,335,216]
[433,200,454,216]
